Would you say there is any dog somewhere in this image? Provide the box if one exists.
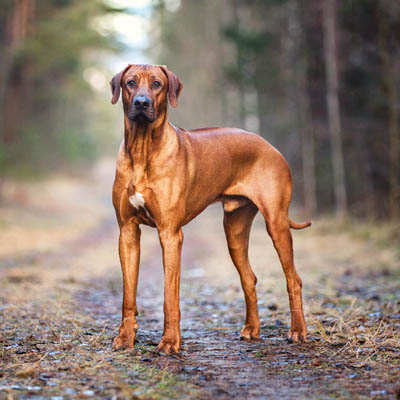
[110,64,311,354]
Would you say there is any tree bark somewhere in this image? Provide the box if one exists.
[322,0,348,217]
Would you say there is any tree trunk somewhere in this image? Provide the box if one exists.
[1,0,35,143]
[378,5,400,219]
[232,0,246,129]
[288,0,317,217]
[322,0,348,217]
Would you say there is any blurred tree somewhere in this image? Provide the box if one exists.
[222,0,310,207]
[223,0,287,141]
[150,0,227,129]
[322,0,348,217]
[0,0,123,175]
[223,0,400,219]
[0,0,35,143]
[378,1,400,219]
[288,0,317,217]
[341,0,400,218]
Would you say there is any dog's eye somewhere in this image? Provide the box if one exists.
[127,80,136,87]
[152,81,161,89]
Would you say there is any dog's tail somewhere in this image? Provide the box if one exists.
[289,219,312,230]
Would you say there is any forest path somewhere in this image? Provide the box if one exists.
[0,160,399,399]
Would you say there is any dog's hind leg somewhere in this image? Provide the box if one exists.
[223,202,260,340]
[252,183,307,342]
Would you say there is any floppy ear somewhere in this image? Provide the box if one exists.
[110,65,130,104]
[159,65,183,108]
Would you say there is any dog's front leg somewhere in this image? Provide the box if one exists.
[157,228,183,354]
[113,222,141,350]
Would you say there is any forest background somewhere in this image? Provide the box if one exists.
[1,0,399,221]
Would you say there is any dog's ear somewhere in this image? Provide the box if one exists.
[110,65,130,104]
[159,65,183,108]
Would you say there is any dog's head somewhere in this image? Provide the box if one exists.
[110,64,183,123]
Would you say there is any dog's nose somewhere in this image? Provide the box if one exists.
[134,96,150,110]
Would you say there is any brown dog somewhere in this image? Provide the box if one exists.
[110,64,311,354]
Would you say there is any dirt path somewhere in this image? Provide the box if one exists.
[0,161,399,399]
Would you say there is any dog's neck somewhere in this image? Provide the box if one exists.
[123,110,178,183]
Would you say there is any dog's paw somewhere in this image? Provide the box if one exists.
[287,329,307,343]
[112,333,135,350]
[288,312,307,343]
[112,319,137,350]
[240,324,260,341]
[156,335,181,354]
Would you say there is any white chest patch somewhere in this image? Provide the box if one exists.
[129,192,153,221]
[129,192,145,210]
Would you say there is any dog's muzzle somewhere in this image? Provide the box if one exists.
[128,95,156,122]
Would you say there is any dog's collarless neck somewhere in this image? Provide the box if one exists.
[124,116,177,175]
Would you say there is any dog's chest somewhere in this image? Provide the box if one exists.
[129,191,152,219]
[127,187,155,226]
[114,176,155,227]
[129,191,146,210]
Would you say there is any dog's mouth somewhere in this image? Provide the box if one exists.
[128,109,156,123]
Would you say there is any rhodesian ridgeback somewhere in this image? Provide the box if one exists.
[110,64,311,354]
